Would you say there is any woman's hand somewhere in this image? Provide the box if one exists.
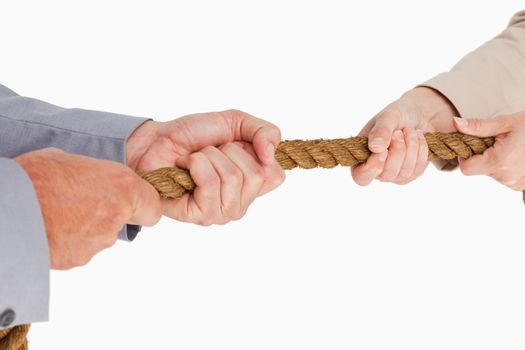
[454,113,525,191]
[352,87,458,186]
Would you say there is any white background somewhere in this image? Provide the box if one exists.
[1,1,524,349]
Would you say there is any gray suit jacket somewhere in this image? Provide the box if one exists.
[0,83,149,329]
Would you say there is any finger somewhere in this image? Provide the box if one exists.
[201,145,243,221]
[351,151,388,186]
[367,112,401,153]
[397,127,418,181]
[128,175,162,226]
[458,149,495,176]
[378,129,406,182]
[219,142,266,217]
[453,116,514,137]
[232,141,286,197]
[170,151,221,224]
[226,109,281,166]
[412,130,429,178]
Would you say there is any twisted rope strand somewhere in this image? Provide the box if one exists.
[138,132,495,199]
[0,325,30,350]
[0,133,503,350]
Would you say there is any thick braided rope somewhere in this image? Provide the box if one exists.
[0,133,496,350]
[138,132,495,199]
[0,325,30,350]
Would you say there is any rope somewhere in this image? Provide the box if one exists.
[138,132,495,199]
[0,325,29,350]
[0,132,499,350]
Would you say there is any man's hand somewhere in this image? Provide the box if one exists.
[14,148,161,270]
[454,113,525,191]
[351,87,459,186]
[126,109,285,225]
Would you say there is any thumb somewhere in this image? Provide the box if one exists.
[453,116,514,137]
[229,109,281,166]
[129,176,162,226]
[367,112,399,153]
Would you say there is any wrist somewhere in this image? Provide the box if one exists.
[401,86,459,132]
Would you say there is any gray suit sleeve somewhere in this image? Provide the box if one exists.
[0,84,151,241]
[0,158,50,329]
[0,84,150,328]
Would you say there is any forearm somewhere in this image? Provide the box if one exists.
[420,10,525,118]
[0,84,149,161]
[0,84,150,240]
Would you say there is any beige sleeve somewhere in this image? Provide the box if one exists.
[419,10,525,170]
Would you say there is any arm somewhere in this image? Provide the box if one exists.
[421,10,525,118]
[0,158,49,329]
[0,84,152,329]
[0,83,150,241]
[352,10,525,185]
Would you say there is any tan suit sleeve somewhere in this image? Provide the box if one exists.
[418,10,525,170]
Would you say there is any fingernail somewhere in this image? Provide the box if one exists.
[266,143,275,161]
[378,150,388,162]
[369,137,384,150]
[394,130,404,142]
[454,117,468,128]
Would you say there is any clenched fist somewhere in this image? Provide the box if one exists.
[14,148,161,269]
[126,109,286,225]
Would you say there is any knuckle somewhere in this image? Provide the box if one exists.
[222,142,238,151]
[202,145,216,154]
[252,164,266,179]
[224,108,244,117]
[217,217,231,225]
[390,138,405,150]
[470,119,483,132]
[203,173,221,192]
[187,152,205,169]
[274,169,286,186]
[188,152,201,164]
[232,210,246,221]
[198,217,213,226]
[206,212,226,226]
[227,168,243,186]
[407,137,418,148]
[379,170,395,182]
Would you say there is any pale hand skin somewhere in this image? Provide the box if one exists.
[126,109,286,226]
[14,148,161,270]
[351,87,459,186]
[454,113,525,191]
